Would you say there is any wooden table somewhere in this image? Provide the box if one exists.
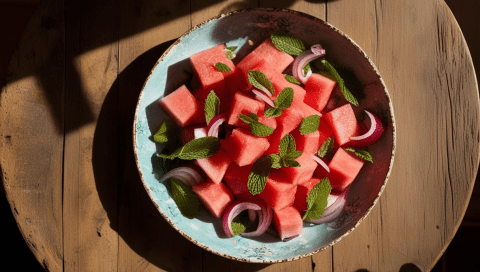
[1,0,478,271]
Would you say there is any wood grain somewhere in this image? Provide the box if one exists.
[0,0,64,270]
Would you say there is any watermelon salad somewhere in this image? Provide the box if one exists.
[153,31,385,241]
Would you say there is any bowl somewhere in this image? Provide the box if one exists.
[133,8,395,263]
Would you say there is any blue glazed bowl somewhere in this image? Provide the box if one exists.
[133,8,395,263]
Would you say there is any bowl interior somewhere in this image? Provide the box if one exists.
[134,9,395,262]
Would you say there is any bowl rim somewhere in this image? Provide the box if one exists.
[133,7,396,263]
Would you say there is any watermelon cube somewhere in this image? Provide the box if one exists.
[275,96,307,135]
[291,128,320,155]
[304,73,336,112]
[227,91,265,127]
[223,163,252,197]
[294,178,320,212]
[322,103,360,146]
[328,147,364,193]
[195,149,232,184]
[192,182,234,218]
[236,52,265,91]
[258,170,297,211]
[280,152,317,185]
[190,44,230,91]
[270,73,306,101]
[318,122,335,147]
[250,38,294,74]
[159,85,203,127]
[313,158,331,179]
[222,128,270,167]
[192,86,233,114]
[273,206,303,241]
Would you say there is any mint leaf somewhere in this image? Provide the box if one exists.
[158,137,221,160]
[299,115,320,135]
[321,59,358,106]
[303,178,332,220]
[274,88,294,110]
[248,70,275,95]
[345,148,373,163]
[303,63,311,76]
[225,45,238,52]
[250,112,259,122]
[318,137,334,159]
[281,158,300,168]
[231,211,250,236]
[264,107,282,118]
[249,121,274,137]
[248,156,272,195]
[170,178,199,219]
[238,114,254,124]
[205,91,220,125]
[153,119,178,144]
[271,31,306,56]
[214,62,232,73]
[283,150,302,160]
[269,154,282,169]
[284,74,301,85]
[226,51,235,60]
[279,134,296,157]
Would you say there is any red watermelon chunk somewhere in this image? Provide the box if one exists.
[251,38,294,74]
[192,86,233,114]
[280,152,317,185]
[273,206,303,241]
[322,103,360,146]
[294,178,320,212]
[159,85,203,127]
[270,73,306,101]
[222,128,270,167]
[190,44,229,91]
[291,128,320,155]
[195,149,232,184]
[258,169,297,211]
[304,73,336,112]
[192,182,234,218]
[328,147,364,193]
[275,96,306,135]
[236,52,265,91]
[227,91,265,127]
[318,122,334,147]
[223,163,252,197]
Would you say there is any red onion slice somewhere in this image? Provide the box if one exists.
[207,113,226,138]
[248,209,257,222]
[306,187,349,224]
[311,154,330,173]
[252,89,275,108]
[223,201,262,237]
[241,202,272,237]
[349,110,384,148]
[158,166,204,187]
[292,44,326,84]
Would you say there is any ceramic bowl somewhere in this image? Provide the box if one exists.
[133,8,395,263]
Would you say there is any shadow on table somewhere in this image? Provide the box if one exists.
[92,40,271,271]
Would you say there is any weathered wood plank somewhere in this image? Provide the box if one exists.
[63,0,119,271]
[116,1,203,271]
[328,0,479,271]
[0,0,64,270]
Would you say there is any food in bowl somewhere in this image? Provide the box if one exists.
[153,31,385,241]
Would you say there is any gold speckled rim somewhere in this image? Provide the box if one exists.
[133,7,396,263]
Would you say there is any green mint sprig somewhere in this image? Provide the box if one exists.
[303,177,332,220]
[214,62,232,72]
[158,137,221,160]
[204,90,220,125]
[318,137,334,159]
[284,74,301,85]
[264,87,294,118]
[224,44,238,60]
[270,134,303,169]
[345,147,373,163]
[299,115,320,135]
[238,112,275,137]
[271,31,306,56]
[170,178,199,219]
[247,156,273,195]
[248,70,275,95]
[153,119,179,144]
[321,59,358,106]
